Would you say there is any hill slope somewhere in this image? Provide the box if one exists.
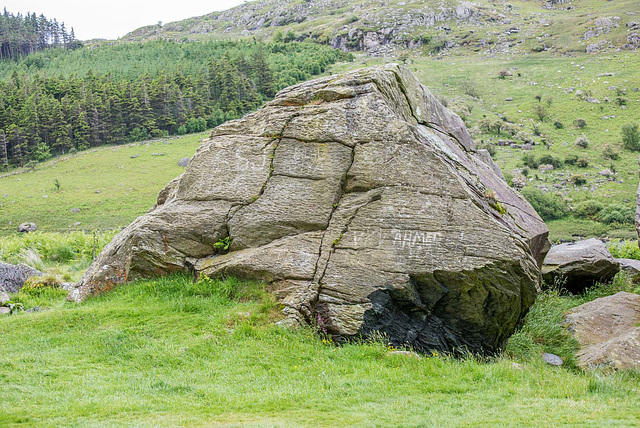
[123,0,640,56]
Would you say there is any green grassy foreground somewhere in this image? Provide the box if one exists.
[1,273,639,427]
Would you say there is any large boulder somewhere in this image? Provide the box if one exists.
[542,239,619,292]
[68,65,549,355]
[0,262,42,294]
[564,291,640,369]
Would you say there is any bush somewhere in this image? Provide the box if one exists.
[598,204,635,225]
[621,123,640,151]
[575,135,589,149]
[576,157,589,168]
[553,120,564,129]
[608,240,640,260]
[538,154,563,169]
[602,144,620,160]
[523,153,539,169]
[574,118,587,129]
[570,175,587,186]
[564,154,578,165]
[574,200,604,220]
[521,187,567,221]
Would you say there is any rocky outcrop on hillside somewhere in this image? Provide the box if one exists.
[69,64,549,356]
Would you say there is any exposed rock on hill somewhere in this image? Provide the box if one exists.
[69,65,549,356]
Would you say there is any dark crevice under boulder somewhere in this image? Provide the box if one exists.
[68,65,549,356]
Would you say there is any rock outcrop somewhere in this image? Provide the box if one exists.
[0,262,42,293]
[69,65,549,355]
[542,239,619,292]
[565,291,640,369]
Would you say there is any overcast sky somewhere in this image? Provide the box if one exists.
[1,0,247,40]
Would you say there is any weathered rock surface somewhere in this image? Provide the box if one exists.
[542,239,620,292]
[564,292,640,369]
[69,65,549,355]
[0,290,10,304]
[0,262,42,294]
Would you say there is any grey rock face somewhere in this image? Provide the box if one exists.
[565,292,640,369]
[0,262,42,293]
[636,154,640,245]
[68,65,549,356]
[18,222,37,233]
[542,239,619,292]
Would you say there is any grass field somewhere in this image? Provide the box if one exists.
[0,133,204,234]
[1,273,639,427]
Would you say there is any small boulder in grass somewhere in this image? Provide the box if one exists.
[18,222,37,233]
[178,157,191,167]
[542,353,563,366]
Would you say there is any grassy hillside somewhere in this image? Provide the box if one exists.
[1,273,639,426]
[123,0,639,56]
[0,133,204,234]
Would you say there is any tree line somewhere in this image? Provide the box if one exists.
[0,8,82,61]
[0,40,351,169]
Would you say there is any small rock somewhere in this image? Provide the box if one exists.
[70,208,81,213]
[26,306,41,313]
[151,153,166,157]
[542,353,563,366]
[130,155,140,159]
[0,307,10,315]
[178,157,191,167]
[95,190,101,194]
[0,290,10,304]
[73,222,82,227]
[586,97,600,104]
[505,97,513,101]
[510,362,523,370]
[388,350,422,359]
[18,222,37,233]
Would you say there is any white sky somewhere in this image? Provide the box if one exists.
[1,0,247,40]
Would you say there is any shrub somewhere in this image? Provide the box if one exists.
[575,135,589,149]
[608,240,640,260]
[538,154,563,169]
[564,154,578,165]
[533,104,548,121]
[570,175,587,186]
[523,153,539,169]
[602,144,620,160]
[576,157,589,168]
[521,187,567,221]
[621,123,640,151]
[574,200,604,220]
[553,120,563,129]
[574,118,587,129]
[598,204,635,225]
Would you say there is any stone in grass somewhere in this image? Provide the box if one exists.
[542,353,563,366]
[178,157,191,167]
[0,307,10,315]
[18,222,37,233]
[388,350,422,359]
[70,208,81,213]
[130,155,140,159]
